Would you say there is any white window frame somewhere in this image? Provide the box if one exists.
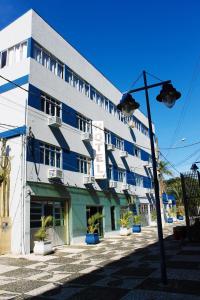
[40,142,62,168]
[77,114,91,133]
[134,146,141,158]
[77,155,91,174]
[115,136,124,150]
[104,130,111,145]
[108,165,113,180]
[41,93,61,118]
[118,169,126,182]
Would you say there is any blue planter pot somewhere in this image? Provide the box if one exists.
[167,217,173,223]
[85,233,99,244]
[177,215,184,220]
[132,224,141,233]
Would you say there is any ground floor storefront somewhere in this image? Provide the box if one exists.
[28,182,131,251]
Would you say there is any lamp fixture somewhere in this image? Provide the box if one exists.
[117,93,140,116]
[156,83,181,108]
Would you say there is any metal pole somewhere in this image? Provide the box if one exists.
[180,173,190,229]
[143,70,167,285]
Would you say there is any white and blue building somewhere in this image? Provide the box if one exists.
[0,10,155,254]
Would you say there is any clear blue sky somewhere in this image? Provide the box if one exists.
[1,0,200,175]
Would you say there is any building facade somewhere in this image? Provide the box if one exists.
[0,10,155,254]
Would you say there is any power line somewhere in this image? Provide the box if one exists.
[2,73,200,155]
[165,55,200,157]
[175,147,200,167]
[159,152,180,175]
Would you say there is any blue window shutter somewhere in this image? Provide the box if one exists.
[113,166,118,181]
[111,132,115,145]
[126,170,132,185]
[141,150,150,161]
[28,84,41,110]
[62,104,77,128]
[124,140,134,155]
[27,138,40,164]
[62,150,78,172]
[27,37,33,58]
[143,176,151,188]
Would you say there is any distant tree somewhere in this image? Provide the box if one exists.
[165,177,183,207]
[157,160,173,194]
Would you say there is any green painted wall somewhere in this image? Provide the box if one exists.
[68,187,129,239]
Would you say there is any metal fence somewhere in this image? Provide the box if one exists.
[180,171,200,228]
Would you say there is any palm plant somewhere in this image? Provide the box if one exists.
[157,160,173,194]
[87,212,103,234]
[119,211,133,228]
[34,216,53,241]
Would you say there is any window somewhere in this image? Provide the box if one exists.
[115,136,124,150]
[33,42,64,79]
[54,201,65,226]
[33,44,42,64]
[77,155,91,174]
[66,67,74,85]
[118,169,126,182]
[135,174,143,187]
[30,201,42,228]
[134,146,141,158]
[77,114,91,132]
[108,165,113,180]
[0,41,27,69]
[42,51,50,68]
[39,142,61,168]
[41,93,61,117]
[90,87,97,102]
[85,83,90,97]
[104,99,109,111]
[104,130,111,145]
[30,200,65,228]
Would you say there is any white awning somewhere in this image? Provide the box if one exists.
[138,198,149,204]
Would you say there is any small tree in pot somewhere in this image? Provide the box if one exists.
[119,211,133,236]
[132,215,141,233]
[85,212,104,244]
[33,215,53,255]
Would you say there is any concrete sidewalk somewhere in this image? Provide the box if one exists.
[0,224,199,299]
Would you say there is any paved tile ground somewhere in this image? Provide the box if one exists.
[0,223,200,299]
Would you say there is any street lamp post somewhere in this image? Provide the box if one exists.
[117,70,181,285]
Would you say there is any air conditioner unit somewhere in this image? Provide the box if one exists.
[120,150,128,158]
[122,183,130,191]
[48,169,63,180]
[81,132,93,142]
[107,144,115,151]
[128,120,135,128]
[109,180,117,188]
[48,116,62,128]
[83,175,95,184]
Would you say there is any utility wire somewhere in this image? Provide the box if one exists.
[174,147,200,167]
[145,71,164,83]
[2,73,200,154]
[165,55,200,157]
[159,151,180,175]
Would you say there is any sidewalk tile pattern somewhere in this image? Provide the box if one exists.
[0,224,199,299]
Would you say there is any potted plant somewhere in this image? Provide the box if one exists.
[85,212,104,244]
[177,206,184,220]
[132,215,141,233]
[119,211,132,236]
[167,209,173,223]
[150,209,157,226]
[33,215,53,255]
